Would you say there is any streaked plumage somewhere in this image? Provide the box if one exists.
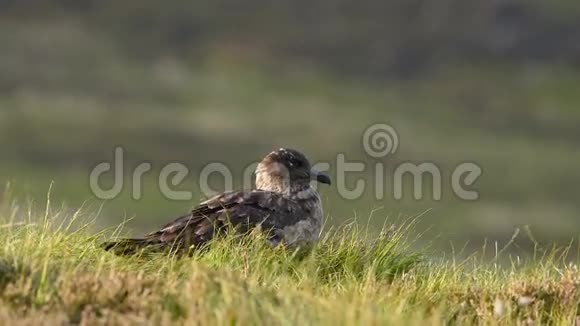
[102,148,331,255]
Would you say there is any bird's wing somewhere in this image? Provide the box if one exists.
[142,190,306,249]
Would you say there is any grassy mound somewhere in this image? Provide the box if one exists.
[0,196,578,324]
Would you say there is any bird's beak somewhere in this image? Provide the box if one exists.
[311,169,332,185]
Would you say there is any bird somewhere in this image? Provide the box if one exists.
[102,148,331,255]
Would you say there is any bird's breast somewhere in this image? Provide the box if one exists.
[277,196,323,247]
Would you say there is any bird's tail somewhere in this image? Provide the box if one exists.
[101,238,162,256]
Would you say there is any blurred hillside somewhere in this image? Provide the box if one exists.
[2,1,580,77]
[0,1,579,254]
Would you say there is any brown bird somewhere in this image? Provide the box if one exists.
[102,148,331,255]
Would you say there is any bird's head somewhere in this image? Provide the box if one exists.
[255,148,331,194]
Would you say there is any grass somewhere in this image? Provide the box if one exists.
[0,191,579,325]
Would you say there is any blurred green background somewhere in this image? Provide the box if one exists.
[1,1,579,254]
